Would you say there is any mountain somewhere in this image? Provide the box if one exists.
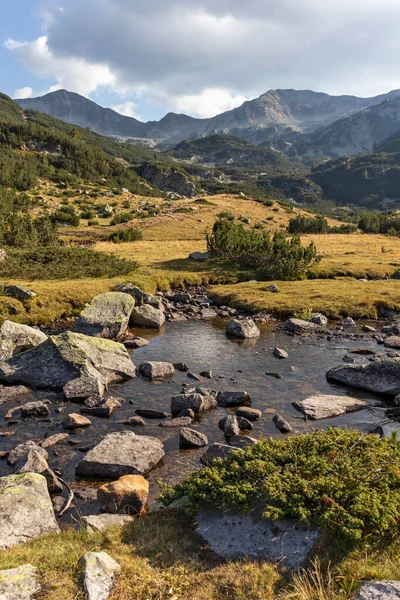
[17,88,400,149]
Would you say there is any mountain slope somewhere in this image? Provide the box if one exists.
[17,88,400,148]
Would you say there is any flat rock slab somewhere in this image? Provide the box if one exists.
[327,359,400,397]
[293,395,368,420]
[82,551,120,600]
[0,564,40,599]
[0,473,60,548]
[354,581,400,599]
[196,510,320,570]
[81,514,134,532]
[76,431,165,479]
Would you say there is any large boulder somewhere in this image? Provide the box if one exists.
[0,473,60,548]
[0,331,136,390]
[0,320,47,362]
[81,551,120,600]
[293,395,368,420]
[326,359,400,398]
[76,431,165,479]
[354,581,400,599]
[0,564,41,599]
[130,304,165,329]
[97,474,149,514]
[226,319,260,339]
[74,292,135,339]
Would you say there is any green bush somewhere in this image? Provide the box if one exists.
[80,210,95,220]
[207,218,320,280]
[108,228,143,243]
[110,213,133,226]
[88,219,99,226]
[161,428,400,545]
[0,247,138,279]
[288,214,329,234]
[51,204,80,227]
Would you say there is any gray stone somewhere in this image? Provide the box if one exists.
[7,441,48,467]
[4,285,36,301]
[173,292,192,303]
[62,413,92,430]
[76,431,165,478]
[0,320,47,362]
[179,427,208,448]
[267,284,279,293]
[81,514,134,532]
[0,473,60,548]
[327,359,400,397]
[235,407,262,421]
[63,376,105,401]
[284,318,319,334]
[217,390,252,407]
[311,313,328,326]
[189,251,210,261]
[135,408,171,419]
[116,284,160,308]
[159,416,192,427]
[237,416,253,431]
[81,551,120,600]
[130,304,165,329]
[139,361,174,379]
[293,394,368,420]
[354,581,400,599]
[123,336,149,349]
[0,564,41,599]
[0,385,30,404]
[74,292,135,339]
[218,415,240,437]
[273,347,288,359]
[0,331,136,390]
[19,400,50,419]
[15,448,62,494]
[171,393,216,415]
[200,443,238,466]
[384,336,400,349]
[226,319,260,339]
[273,414,293,433]
[341,316,356,327]
[121,416,145,426]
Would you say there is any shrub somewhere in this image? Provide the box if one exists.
[108,228,143,243]
[288,214,329,234]
[110,213,132,226]
[217,211,235,220]
[88,219,99,226]
[80,210,95,220]
[161,428,400,545]
[51,205,80,227]
[207,218,320,280]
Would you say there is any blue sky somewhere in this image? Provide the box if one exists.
[3,0,400,122]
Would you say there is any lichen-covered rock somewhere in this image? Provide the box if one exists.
[0,564,41,599]
[76,431,165,478]
[81,551,120,600]
[226,319,260,339]
[130,304,165,329]
[326,359,400,397]
[311,313,328,326]
[0,473,60,548]
[97,474,149,514]
[74,292,135,339]
[0,331,136,390]
[0,320,47,362]
[139,361,174,379]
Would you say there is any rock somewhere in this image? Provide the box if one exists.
[199,369,213,378]
[97,474,149,514]
[394,394,400,406]
[267,284,279,293]
[0,249,6,262]
[341,316,356,328]
[0,320,47,362]
[7,441,48,466]
[171,393,216,415]
[189,251,210,261]
[179,427,208,448]
[363,325,376,332]
[391,270,400,280]
[311,313,328,326]
[76,431,165,478]
[81,551,120,600]
[350,348,376,355]
[41,433,69,448]
[139,361,174,379]
[265,371,282,379]
[81,514,134,532]
[123,336,149,349]
[173,292,192,303]
[74,292,135,339]
[135,409,171,419]
[122,416,145,426]
[354,581,400,599]
[15,448,62,494]
[159,416,193,427]
[200,443,238,465]
[219,415,240,437]
[19,400,50,419]
[217,390,252,407]
[273,414,293,433]
[130,304,165,329]
[84,396,122,409]
[116,284,162,309]
[326,359,400,397]
[237,416,253,431]
[374,423,400,438]
[0,331,136,390]
[384,336,400,349]
[293,394,368,420]
[284,318,318,334]
[64,376,105,401]
[0,564,41,599]
[80,405,115,419]
[141,162,198,198]
[4,285,36,301]
[178,408,196,418]
[174,362,188,372]
[0,473,60,548]
[62,413,92,430]
[229,435,258,448]
[235,407,262,421]
[273,347,288,359]
[226,319,260,339]
[187,372,201,381]
[0,385,29,404]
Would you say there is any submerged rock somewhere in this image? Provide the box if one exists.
[81,551,120,600]
[226,319,260,339]
[0,331,136,390]
[0,564,41,600]
[0,320,47,362]
[74,292,135,339]
[293,394,368,420]
[0,473,60,548]
[326,359,400,397]
[76,431,165,478]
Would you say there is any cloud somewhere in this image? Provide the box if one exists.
[5,0,400,118]
[13,86,33,99]
[111,100,140,119]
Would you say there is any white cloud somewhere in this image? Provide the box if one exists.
[172,88,248,119]
[111,100,140,119]
[13,86,33,99]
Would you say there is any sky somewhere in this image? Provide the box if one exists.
[2,0,400,122]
